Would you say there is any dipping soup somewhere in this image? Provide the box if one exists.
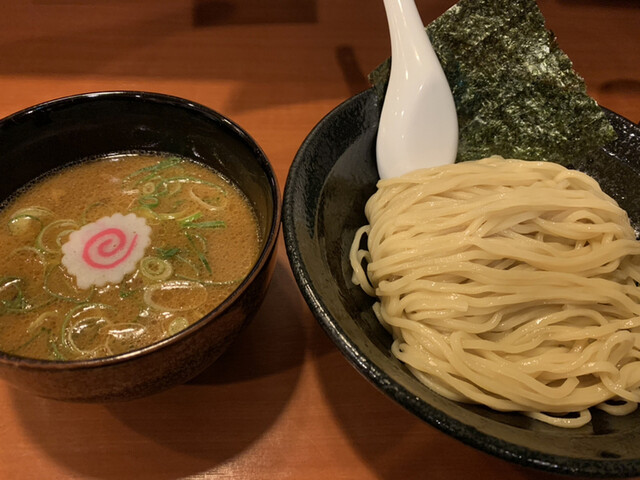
[0,153,261,360]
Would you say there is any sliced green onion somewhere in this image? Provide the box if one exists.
[49,340,65,360]
[161,177,227,193]
[140,256,173,281]
[154,247,181,259]
[2,248,48,312]
[139,174,185,198]
[10,246,47,264]
[9,206,54,236]
[151,178,169,196]
[36,219,79,253]
[175,254,200,276]
[139,181,182,199]
[139,195,159,207]
[122,157,183,191]
[186,231,207,250]
[0,275,51,314]
[135,174,161,189]
[185,233,211,274]
[182,220,226,230]
[166,182,182,197]
[55,229,77,248]
[156,208,197,221]
[105,323,148,355]
[178,212,202,225]
[60,303,115,356]
[179,212,226,230]
[44,264,94,303]
[27,311,60,334]
[9,215,43,236]
[130,206,161,224]
[189,184,229,211]
[166,317,190,336]
[0,277,26,312]
[143,280,207,312]
[119,287,138,299]
[141,181,157,195]
[12,206,54,218]
[0,276,22,289]
[119,273,142,299]
[66,319,110,357]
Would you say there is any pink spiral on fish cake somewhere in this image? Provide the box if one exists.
[61,213,151,289]
[82,228,139,269]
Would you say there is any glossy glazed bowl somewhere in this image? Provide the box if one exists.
[0,91,280,402]
[283,88,640,477]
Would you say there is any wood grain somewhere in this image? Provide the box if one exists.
[0,1,638,478]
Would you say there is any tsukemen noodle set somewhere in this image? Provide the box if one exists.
[0,0,639,437]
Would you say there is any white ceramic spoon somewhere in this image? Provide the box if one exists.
[376,0,458,179]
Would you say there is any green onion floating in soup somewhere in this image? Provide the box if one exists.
[0,153,262,360]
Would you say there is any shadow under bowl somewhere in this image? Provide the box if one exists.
[283,88,640,477]
[0,91,281,402]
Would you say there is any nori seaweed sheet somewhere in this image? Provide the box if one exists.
[369,0,617,165]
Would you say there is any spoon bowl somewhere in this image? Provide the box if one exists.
[377,0,458,179]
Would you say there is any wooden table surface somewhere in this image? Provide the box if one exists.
[0,1,639,479]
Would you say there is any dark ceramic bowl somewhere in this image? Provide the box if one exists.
[283,88,640,477]
[0,91,280,402]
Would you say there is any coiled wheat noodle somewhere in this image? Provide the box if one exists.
[350,156,640,428]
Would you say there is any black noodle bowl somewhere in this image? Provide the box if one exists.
[283,88,640,477]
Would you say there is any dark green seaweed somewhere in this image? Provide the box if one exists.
[369,0,617,165]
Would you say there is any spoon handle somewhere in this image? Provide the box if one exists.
[377,0,458,179]
[384,0,437,68]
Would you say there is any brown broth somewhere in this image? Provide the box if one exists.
[0,153,261,360]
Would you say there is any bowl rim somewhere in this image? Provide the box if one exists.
[0,90,282,370]
[283,87,640,478]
